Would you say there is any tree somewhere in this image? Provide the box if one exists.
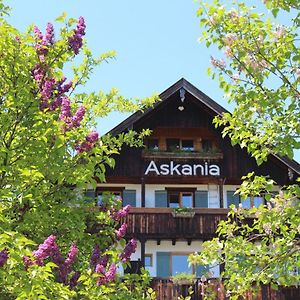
[0,2,156,299]
[189,0,300,299]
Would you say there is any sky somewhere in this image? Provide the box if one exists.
[7,0,300,162]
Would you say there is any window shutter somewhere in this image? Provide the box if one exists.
[155,190,168,207]
[156,252,171,278]
[196,264,209,277]
[85,189,95,204]
[227,191,239,208]
[123,190,136,207]
[195,191,208,208]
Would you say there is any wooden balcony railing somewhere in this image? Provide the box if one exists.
[151,278,300,300]
[123,208,229,240]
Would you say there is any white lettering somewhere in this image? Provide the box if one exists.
[193,164,204,175]
[182,164,192,175]
[144,161,220,177]
[145,160,160,175]
[170,161,181,175]
[209,165,220,176]
[160,164,170,175]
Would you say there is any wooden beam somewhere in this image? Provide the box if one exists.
[141,177,145,207]
[140,238,146,268]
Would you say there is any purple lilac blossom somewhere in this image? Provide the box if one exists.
[105,263,117,282]
[59,243,78,284]
[33,235,59,265]
[43,22,54,45]
[32,64,44,82]
[112,205,131,221]
[115,223,127,240]
[72,106,86,127]
[69,271,80,288]
[86,131,99,143]
[90,244,101,270]
[119,239,137,262]
[0,250,8,267]
[68,16,86,54]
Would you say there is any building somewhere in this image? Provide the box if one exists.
[95,78,299,288]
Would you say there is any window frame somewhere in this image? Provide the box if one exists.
[166,188,196,208]
[144,254,153,267]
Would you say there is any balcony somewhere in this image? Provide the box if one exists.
[123,208,229,240]
[151,278,300,300]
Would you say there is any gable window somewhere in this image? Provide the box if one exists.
[166,138,194,152]
[146,138,159,150]
[202,139,212,152]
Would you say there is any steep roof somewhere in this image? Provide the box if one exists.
[108,78,300,176]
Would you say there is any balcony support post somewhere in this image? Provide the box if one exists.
[140,238,146,268]
[219,178,225,208]
[141,177,145,207]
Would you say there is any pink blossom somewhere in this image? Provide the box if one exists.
[223,33,236,46]
[295,68,300,76]
[232,74,240,82]
[273,26,285,39]
[224,46,233,58]
[210,56,226,69]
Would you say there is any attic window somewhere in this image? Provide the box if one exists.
[146,139,159,150]
[202,139,212,152]
[166,139,194,152]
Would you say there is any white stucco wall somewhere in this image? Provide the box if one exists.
[130,240,220,278]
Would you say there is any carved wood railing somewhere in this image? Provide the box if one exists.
[123,208,229,240]
[151,278,300,300]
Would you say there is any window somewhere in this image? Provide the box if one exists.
[242,196,264,208]
[202,139,212,152]
[166,139,194,152]
[146,138,159,150]
[171,254,193,275]
[181,140,194,151]
[168,191,194,208]
[145,254,152,267]
[166,138,180,151]
[97,191,122,206]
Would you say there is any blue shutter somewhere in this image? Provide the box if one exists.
[155,190,168,207]
[195,191,208,208]
[85,189,95,204]
[196,264,209,277]
[123,190,136,207]
[227,191,239,208]
[156,252,171,278]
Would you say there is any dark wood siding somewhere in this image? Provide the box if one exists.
[105,90,294,186]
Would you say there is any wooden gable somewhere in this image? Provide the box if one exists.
[105,78,300,186]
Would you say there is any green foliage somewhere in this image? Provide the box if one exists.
[171,272,196,284]
[0,1,157,298]
[197,0,299,164]
[191,0,300,298]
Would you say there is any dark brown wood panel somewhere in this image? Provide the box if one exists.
[123,208,229,240]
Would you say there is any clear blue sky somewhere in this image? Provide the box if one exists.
[7,0,299,162]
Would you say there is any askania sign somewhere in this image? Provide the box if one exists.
[145,160,220,176]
